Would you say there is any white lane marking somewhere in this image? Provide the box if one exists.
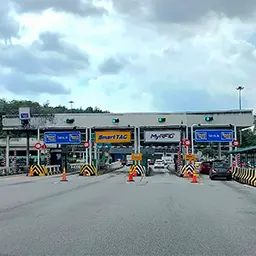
[244,185,256,190]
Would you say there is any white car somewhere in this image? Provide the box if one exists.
[154,159,165,169]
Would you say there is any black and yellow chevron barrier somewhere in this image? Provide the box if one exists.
[28,165,47,176]
[232,167,256,186]
[181,164,195,177]
[79,164,97,176]
[131,165,146,176]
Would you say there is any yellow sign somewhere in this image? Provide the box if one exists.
[131,153,142,161]
[184,154,196,162]
[95,131,131,143]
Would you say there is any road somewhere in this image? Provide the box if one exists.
[1,167,256,255]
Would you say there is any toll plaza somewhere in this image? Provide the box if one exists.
[1,109,254,175]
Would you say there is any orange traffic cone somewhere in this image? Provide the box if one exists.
[191,171,197,183]
[60,168,68,182]
[133,170,137,176]
[127,171,135,182]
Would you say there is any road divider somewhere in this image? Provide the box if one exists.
[45,165,61,175]
[0,167,17,176]
[232,167,256,187]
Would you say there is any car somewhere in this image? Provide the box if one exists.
[154,159,165,169]
[209,161,232,180]
[147,159,154,166]
[200,161,212,174]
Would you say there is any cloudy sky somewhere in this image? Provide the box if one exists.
[1,0,256,112]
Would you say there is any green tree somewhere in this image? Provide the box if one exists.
[241,129,256,148]
[0,99,109,137]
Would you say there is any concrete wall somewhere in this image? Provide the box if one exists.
[2,110,254,130]
[0,138,55,151]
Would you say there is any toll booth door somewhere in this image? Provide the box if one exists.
[50,149,62,166]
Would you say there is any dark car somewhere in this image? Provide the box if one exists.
[200,161,212,174]
[209,162,232,180]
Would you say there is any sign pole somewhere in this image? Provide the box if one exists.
[37,127,40,165]
[185,125,189,154]
[233,125,237,165]
[89,127,92,165]
[85,128,88,164]
[191,125,195,154]
[134,127,137,165]
[137,126,141,165]
[94,142,97,166]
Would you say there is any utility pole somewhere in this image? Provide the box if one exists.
[236,86,244,110]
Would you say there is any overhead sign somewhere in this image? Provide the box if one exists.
[19,107,30,120]
[44,131,81,144]
[195,130,233,142]
[95,131,131,143]
[131,153,142,161]
[184,154,196,161]
[144,130,181,143]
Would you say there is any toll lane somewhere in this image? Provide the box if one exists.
[1,171,256,255]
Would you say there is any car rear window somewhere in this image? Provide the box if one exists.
[213,162,229,168]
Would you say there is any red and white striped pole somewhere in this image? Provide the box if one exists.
[13,150,17,169]
[177,150,181,171]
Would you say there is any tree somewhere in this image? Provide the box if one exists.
[0,99,109,137]
[241,129,256,148]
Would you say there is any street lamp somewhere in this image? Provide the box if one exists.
[236,86,244,110]
[69,101,74,112]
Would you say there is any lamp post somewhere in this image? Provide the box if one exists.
[69,100,74,112]
[236,86,244,110]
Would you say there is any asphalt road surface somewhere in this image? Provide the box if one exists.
[1,167,256,255]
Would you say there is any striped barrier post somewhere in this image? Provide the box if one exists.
[28,165,47,176]
[79,164,97,176]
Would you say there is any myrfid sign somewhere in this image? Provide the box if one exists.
[144,130,181,143]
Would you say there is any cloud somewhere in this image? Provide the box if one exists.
[12,0,108,17]
[0,2,21,44]
[1,71,70,95]
[98,56,127,74]
[0,32,89,76]
[111,0,256,23]
[1,0,256,113]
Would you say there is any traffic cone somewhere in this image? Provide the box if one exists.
[183,171,189,178]
[127,171,135,182]
[60,168,68,182]
[191,171,197,183]
[133,170,137,176]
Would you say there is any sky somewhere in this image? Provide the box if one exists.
[0,0,256,113]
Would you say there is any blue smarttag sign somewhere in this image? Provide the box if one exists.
[44,131,81,144]
[195,130,233,142]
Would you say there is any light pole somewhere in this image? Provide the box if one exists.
[236,86,244,110]
[69,100,74,112]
